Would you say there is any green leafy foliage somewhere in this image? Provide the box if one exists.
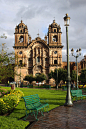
[0,44,15,82]
[35,73,47,83]
[0,89,24,114]
[24,74,35,84]
[0,88,10,97]
[48,68,67,84]
[70,70,77,82]
[80,69,86,83]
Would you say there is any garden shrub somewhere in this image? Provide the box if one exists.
[0,89,24,114]
[0,88,10,97]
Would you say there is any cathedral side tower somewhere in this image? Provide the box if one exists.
[13,20,29,82]
[48,20,63,72]
[48,19,62,46]
[14,20,28,47]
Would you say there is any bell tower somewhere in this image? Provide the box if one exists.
[48,20,63,72]
[48,20,62,46]
[14,20,28,47]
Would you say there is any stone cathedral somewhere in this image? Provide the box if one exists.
[13,20,63,82]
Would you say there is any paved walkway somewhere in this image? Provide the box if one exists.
[26,100,86,129]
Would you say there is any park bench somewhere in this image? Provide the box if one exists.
[43,85,51,89]
[23,94,49,121]
[71,89,86,101]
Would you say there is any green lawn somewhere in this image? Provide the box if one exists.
[0,86,67,129]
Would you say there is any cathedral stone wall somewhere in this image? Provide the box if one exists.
[13,20,63,83]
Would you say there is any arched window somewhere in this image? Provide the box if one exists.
[54,60,57,64]
[45,58,48,61]
[53,35,58,42]
[54,51,57,54]
[19,35,23,43]
[19,51,22,54]
[54,29,56,32]
[28,58,31,61]
[19,60,22,66]
[37,57,40,62]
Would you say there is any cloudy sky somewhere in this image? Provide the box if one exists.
[0,0,86,62]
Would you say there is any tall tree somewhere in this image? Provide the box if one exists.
[70,70,77,82]
[0,43,15,83]
[35,73,47,86]
[48,68,67,86]
[80,69,86,84]
[24,74,35,84]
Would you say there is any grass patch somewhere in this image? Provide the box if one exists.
[0,87,66,118]
[2,86,86,128]
[0,116,29,129]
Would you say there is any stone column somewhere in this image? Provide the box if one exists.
[43,48,45,67]
[58,33,59,44]
[17,36,18,44]
[58,56,59,65]
[24,34,25,44]
[33,49,35,66]
[40,48,41,57]
[22,56,24,66]
[35,48,37,56]
[39,48,41,65]
[37,47,38,55]
[60,33,61,43]
[33,48,34,57]
[35,57,37,64]
[26,56,28,68]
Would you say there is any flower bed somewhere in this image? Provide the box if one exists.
[83,85,86,88]
[78,85,86,89]
[0,89,24,115]
[0,88,10,97]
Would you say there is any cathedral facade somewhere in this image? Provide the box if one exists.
[13,20,63,82]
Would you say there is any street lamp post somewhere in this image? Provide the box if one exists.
[56,66,58,89]
[71,48,81,89]
[64,14,73,106]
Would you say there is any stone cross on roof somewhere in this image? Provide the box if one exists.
[37,33,39,37]
[37,29,40,37]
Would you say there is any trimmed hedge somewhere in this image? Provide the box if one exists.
[0,90,24,114]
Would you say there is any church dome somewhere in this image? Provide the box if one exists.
[51,20,58,28]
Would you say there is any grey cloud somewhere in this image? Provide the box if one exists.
[0,0,86,62]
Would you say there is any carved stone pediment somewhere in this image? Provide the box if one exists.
[35,37,41,41]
